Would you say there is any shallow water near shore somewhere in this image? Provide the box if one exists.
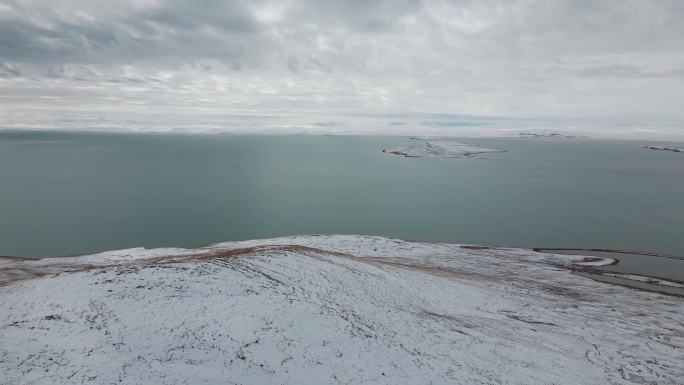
[0,131,683,279]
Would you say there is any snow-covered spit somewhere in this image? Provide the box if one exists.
[1,235,682,385]
[383,140,505,158]
[642,145,683,153]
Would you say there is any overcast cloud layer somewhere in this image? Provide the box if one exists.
[1,0,683,137]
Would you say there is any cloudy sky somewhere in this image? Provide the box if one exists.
[1,0,683,137]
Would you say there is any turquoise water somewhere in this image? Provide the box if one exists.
[1,131,683,264]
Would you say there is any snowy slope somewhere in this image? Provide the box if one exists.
[1,235,682,384]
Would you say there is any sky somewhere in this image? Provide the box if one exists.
[1,0,683,138]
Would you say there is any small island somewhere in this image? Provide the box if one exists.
[383,140,505,158]
[643,145,683,153]
[519,132,586,138]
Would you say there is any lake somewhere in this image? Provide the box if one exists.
[1,130,682,279]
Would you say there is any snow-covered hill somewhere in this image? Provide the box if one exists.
[1,235,682,384]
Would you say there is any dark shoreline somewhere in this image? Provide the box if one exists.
[573,271,684,297]
[533,247,684,296]
[532,247,684,261]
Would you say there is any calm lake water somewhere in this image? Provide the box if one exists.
[1,131,683,278]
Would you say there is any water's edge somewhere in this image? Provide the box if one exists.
[3,237,682,297]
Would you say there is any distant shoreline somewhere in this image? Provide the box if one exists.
[2,128,684,144]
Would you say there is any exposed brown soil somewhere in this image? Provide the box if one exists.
[0,244,375,287]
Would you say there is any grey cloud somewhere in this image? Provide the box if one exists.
[0,0,263,66]
[291,0,423,32]
[0,62,21,77]
[1,0,684,131]
[576,65,684,79]
[2,0,682,68]
[139,0,258,33]
[0,19,121,62]
[0,0,429,68]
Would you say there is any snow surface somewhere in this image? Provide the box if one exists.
[1,235,682,385]
[570,257,617,267]
[602,273,684,288]
[383,141,505,158]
